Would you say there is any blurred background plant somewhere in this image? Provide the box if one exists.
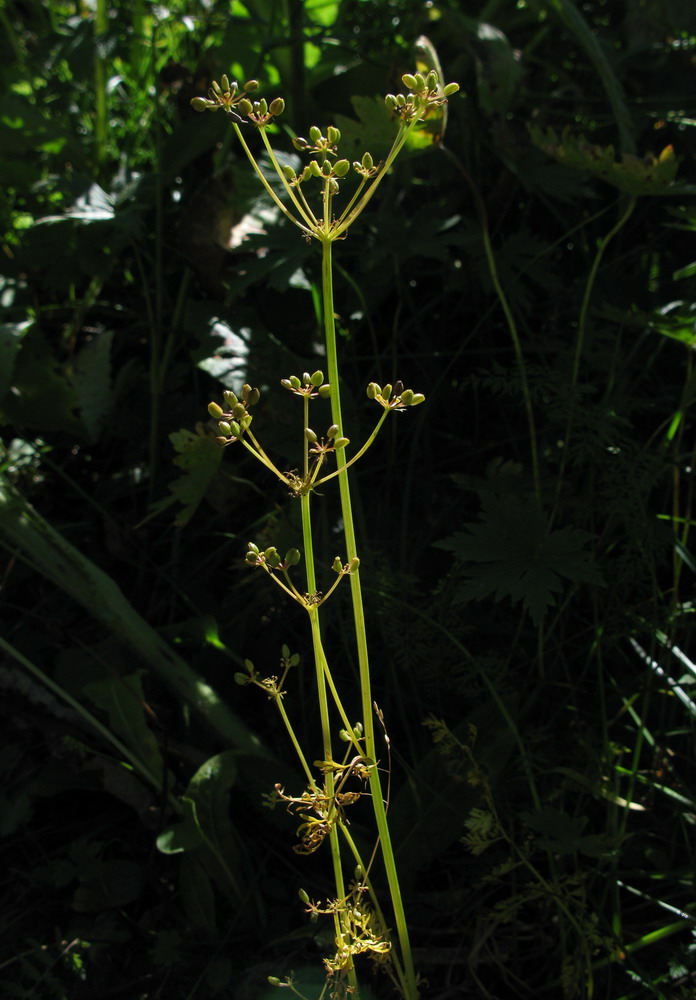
[2,0,696,998]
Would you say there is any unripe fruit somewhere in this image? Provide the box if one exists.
[269,97,285,116]
[208,401,223,419]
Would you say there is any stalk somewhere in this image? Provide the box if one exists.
[300,486,357,991]
[320,235,418,999]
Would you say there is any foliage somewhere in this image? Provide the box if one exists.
[2,0,696,997]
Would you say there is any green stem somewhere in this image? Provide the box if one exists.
[320,235,418,1000]
[300,489,356,991]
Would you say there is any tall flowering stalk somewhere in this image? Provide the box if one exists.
[194,67,458,1000]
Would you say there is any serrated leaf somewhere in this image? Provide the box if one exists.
[435,494,604,625]
[153,424,224,527]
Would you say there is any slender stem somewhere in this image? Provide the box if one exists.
[315,409,390,487]
[552,195,637,522]
[258,127,319,229]
[271,691,317,789]
[320,235,418,999]
[231,121,312,234]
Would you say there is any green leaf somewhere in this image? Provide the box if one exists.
[470,22,522,117]
[0,321,33,401]
[521,806,615,857]
[436,493,604,625]
[539,0,635,153]
[0,479,268,756]
[0,326,83,436]
[179,854,217,932]
[72,329,113,442]
[183,751,243,900]
[72,859,142,912]
[83,672,167,781]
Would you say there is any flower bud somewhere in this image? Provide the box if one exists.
[208,401,223,419]
[305,427,317,443]
[333,436,350,450]
[298,888,310,904]
[267,976,281,986]
[348,557,360,574]
[244,79,260,92]
[269,97,285,116]
[443,82,460,97]
[265,547,281,568]
[220,74,231,92]
[302,372,311,385]
[332,556,343,573]
[402,73,418,91]
[237,98,253,115]
[309,125,322,143]
[327,125,341,144]
[366,382,380,399]
[191,97,210,112]
[310,370,324,385]
[334,159,350,177]
[211,79,222,96]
